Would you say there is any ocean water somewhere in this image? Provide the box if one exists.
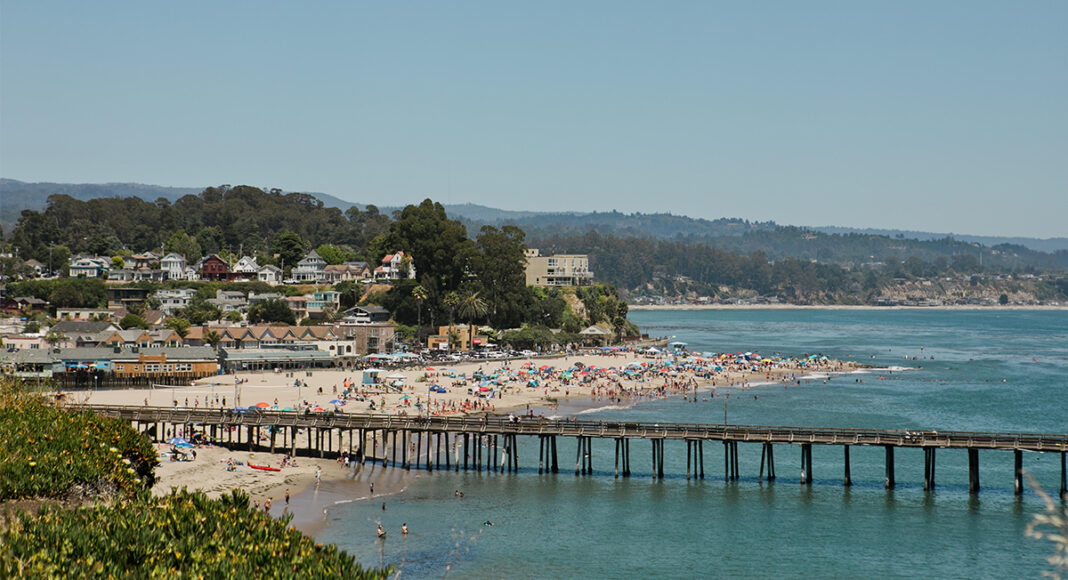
[316,309,1068,579]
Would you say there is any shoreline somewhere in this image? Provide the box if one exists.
[628,303,1068,311]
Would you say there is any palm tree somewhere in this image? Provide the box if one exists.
[443,292,461,325]
[412,285,428,330]
[203,329,222,350]
[43,330,66,349]
[458,291,489,326]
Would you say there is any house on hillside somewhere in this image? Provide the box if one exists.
[160,253,187,280]
[232,256,260,279]
[322,262,371,283]
[155,288,197,314]
[375,251,413,280]
[69,256,110,278]
[206,290,247,313]
[341,305,390,325]
[128,252,161,269]
[293,250,327,282]
[257,264,283,285]
[198,254,231,282]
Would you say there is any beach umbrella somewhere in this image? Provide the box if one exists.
[400,395,411,400]
[329,399,344,405]
[426,367,436,371]
[282,407,296,411]
[255,402,270,408]
[167,437,190,446]
[313,407,325,412]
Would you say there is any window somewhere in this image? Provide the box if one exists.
[116,365,125,371]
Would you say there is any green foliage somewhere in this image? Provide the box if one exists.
[6,278,107,309]
[163,229,202,262]
[0,489,390,578]
[163,317,191,338]
[272,231,306,271]
[383,199,474,299]
[247,300,296,325]
[22,321,40,334]
[118,314,149,330]
[315,244,349,265]
[0,390,157,501]
[499,326,557,350]
[470,225,529,327]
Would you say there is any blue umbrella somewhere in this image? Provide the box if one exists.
[329,399,344,405]
[166,437,190,446]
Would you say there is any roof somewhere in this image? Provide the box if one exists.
[1,346,218,363]
[52,320,119,334]
[579,325,613,335]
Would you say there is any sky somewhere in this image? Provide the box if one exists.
[2,1,1065,238]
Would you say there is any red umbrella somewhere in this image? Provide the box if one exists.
[313,407,325,412]
[255,402,270,408]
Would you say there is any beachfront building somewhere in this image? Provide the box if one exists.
[1,346,219,383]
[293,250,327,282]
[524,249,594,287]
[426,324,488,351]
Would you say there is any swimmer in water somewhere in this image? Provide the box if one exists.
[402,523,408,535]
[377,524,386,538]
[483,520,494,527]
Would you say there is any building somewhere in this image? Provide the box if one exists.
[55,308,112,321]
[375,251,414,280]
[155,288,197,314]
[257,264,283,285]
[206,289,247,313]
[426,324,488,351]
[524,249,593,287]
[160,253,187,280]
[293,250,327,282]
[231,256,260,279]
[198,254,231,281]
[107,287,150,309]
[128,252,161,269]
[321,262,371,283]
[69,256,110,278]
[341,305,390,325]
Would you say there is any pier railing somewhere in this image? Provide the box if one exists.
[71,404,1068,452]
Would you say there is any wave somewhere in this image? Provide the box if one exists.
[574,404,634,415]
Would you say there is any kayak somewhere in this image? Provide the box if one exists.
[249,463,280,472]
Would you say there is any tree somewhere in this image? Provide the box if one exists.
[247,300,296,325]
[443,292,461,325]
[163,317,191,339]
[225,310,244,323]
[471,225,528,328]
[315,244,347,265]
[382,200,474,298]
[202,329,222,349]
[271,231,306,272]
[119,314,149,330]
[999,293,1009,305]
[457,291,489,325]
[164,229,202,262]
[411,285,428,330]
[111,256,125,270]
[43,329,66,348]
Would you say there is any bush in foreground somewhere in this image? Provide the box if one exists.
[0,394,157,501]
[1,488,390,578]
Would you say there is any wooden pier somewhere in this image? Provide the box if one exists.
[78,405,1068,498]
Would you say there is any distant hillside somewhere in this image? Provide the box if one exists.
[813,226,1068,254]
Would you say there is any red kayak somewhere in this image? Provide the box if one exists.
[249,463,280,472]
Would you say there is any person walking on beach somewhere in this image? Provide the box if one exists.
[284,488,290,506]
[315,466,322,485]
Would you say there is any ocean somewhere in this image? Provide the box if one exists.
[314,309,1068,578]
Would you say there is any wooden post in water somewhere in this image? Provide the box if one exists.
[614,438,620,478]
[884,446,895,489]
[686,440,692,480]
[623,439,631,477]
[699,440,704,479]
[539,436,546,474]
[463,433,469,471]
[968,448,980,494]
[1014,449,1023,496]
[843,445,851,487]
[551,436,559,473]
[923,448,936,492]
[1060,452,1066,501]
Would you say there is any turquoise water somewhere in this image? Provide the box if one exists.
[317,309,1068,578]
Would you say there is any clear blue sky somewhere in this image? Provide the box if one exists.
[2,1,1065,238]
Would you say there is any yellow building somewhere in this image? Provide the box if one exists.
[524,249,594,287]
